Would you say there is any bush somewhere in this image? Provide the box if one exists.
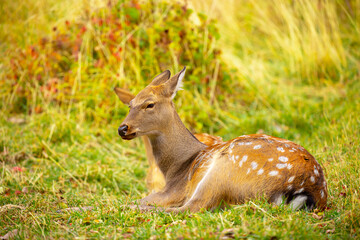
[3,0,240,130]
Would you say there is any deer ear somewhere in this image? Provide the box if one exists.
[149,70,171,86]
[164,66,186,99]
[114,87,135,105]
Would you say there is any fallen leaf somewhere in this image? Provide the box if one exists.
[8,117,25,124]
[0,229,18,239]
[311,213,324,220]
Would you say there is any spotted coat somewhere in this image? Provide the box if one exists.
[185,134,327,210]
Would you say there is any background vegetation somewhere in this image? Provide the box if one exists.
[1,0,359,238]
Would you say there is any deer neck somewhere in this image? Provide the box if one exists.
[148,110,206,181]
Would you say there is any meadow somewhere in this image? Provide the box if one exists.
[0,0,359,238]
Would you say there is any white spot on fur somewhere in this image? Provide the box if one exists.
[238,142,245,146]
[245,142,253,145]
[235,155,239,160]
[257,168,264,175]
[229,142,235,149]
[300,181,305,186]
[314,169,319,176]
[290,195,307,210]
[320,190,325,198]
[269,171,279,176]
[294,188,304,194]
[239,155,248,167]
[285,144,290,147]
[287,164,293,169]
[253,145,262,149]
[323,181,327,187]
[251,161,258,170]
[288,176,295,183]
[287,185,293,190]
[276,163,287,169]
[289,150,295,152]
[277,147,285,152]
[278,156,288,162]
[268,158,274,162]
[310,176,315,183]
[247,168,251,174]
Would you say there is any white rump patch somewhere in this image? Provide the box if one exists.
[278,156,288,162]
[269,170,279,176]
[290,195,307,210]
[253,145,262,149]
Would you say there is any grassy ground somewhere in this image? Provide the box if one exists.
[1,0,360,239]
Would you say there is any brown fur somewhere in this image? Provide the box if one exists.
[116,67,327,212]
[114,87,223,192]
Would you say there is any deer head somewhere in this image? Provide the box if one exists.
[118,67,186,140]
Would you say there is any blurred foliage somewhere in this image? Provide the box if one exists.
[2,0,239,131]
[0,0,359,238]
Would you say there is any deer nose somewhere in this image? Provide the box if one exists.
[118,124,128,136]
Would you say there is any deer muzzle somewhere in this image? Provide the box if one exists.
[118,124,128,137]
[118,124,137,140]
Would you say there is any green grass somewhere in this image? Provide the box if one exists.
[1,0,360,239]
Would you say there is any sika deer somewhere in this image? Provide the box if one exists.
[117,67,327,212]
[114,87,223,192]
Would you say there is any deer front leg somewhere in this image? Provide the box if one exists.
[138,189,185,208]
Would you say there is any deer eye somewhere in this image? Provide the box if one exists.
[146,103,155,109]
